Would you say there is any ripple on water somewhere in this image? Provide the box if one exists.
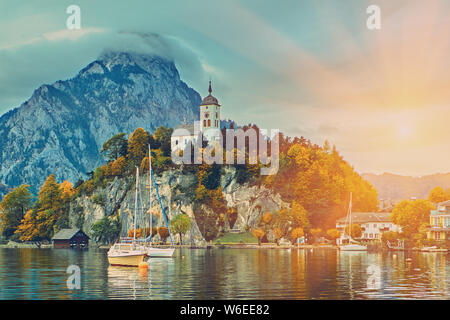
[0,248,449,299]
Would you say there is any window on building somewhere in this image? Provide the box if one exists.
[175,140,178,145]
[373,224,377,228]
[216,112,218,118]
[208,119,211,127]
[204,120,206,127]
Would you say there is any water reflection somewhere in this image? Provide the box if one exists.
[0,248,449,299]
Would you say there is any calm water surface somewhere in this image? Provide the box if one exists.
[0,248,448,299]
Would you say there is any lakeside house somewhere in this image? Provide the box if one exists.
[335,212,401,244]
[52,228,89,249]
[428,200,450,240]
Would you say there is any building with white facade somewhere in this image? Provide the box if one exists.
[171,81,235,151]
[428,200,450,240]
[335,212,402,243]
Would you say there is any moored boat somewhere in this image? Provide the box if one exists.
[107,243,147,266]
[338,192,367,252]
[107,167,148,267]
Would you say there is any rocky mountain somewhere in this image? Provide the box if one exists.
[362,172,450,201]
[0,183,11,199]
[70,167,287,245]
[0,51,201,193]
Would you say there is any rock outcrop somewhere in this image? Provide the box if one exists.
[69,167,287,245]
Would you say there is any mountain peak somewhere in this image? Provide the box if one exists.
[0,51,201,193]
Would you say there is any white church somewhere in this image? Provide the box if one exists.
[171,81,234,151]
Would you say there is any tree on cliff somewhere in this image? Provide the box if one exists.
[0,185,32,239]
[154,126,173,157]
[128,128,150,165]
[264,136,378,229]
[101,132,128,162]
[170,214,192,244]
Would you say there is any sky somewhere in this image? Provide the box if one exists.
[0,0,449,176]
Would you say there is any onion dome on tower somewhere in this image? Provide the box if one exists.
[200,81,220,106]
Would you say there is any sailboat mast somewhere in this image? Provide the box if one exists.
[349,192,352,240]
[149,144,152,246]
[134,167,139,241]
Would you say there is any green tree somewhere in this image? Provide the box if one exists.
[101,132,128,161]
[391,199,434,239]
[0,185,32,238]
[170,214,192,244]
[154,126,174,157]
[91,217,121,244]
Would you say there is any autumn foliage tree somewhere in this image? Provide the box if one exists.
[344,224,362,239]
[262,212,273,224]
[158,227,170,244]
[265,137,378,229]
[290,227,304,241]
[252,228,265,245]
[428,186,449,204]
[15,175,73,241]
[391,199,434,239]
[128,128,150,165]
[326,228,341,243]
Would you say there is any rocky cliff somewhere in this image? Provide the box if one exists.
[0,51,201,193]
[69,167,287,245]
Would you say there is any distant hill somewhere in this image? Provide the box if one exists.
[362,172,450,201]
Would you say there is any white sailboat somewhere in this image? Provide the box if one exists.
[145,144,175,258]
[338,192,367,251]
[108,167,147,266]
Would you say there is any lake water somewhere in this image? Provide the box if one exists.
[0,247,448,300]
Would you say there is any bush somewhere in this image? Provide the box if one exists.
[92,193,105,207]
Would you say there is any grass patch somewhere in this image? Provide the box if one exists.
[213,232,258,244]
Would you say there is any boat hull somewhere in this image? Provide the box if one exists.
[108,254,146,267]
[339,244,367,251]
[146,247,175,258]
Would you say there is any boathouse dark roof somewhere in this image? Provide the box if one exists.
[52,228,89,240]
